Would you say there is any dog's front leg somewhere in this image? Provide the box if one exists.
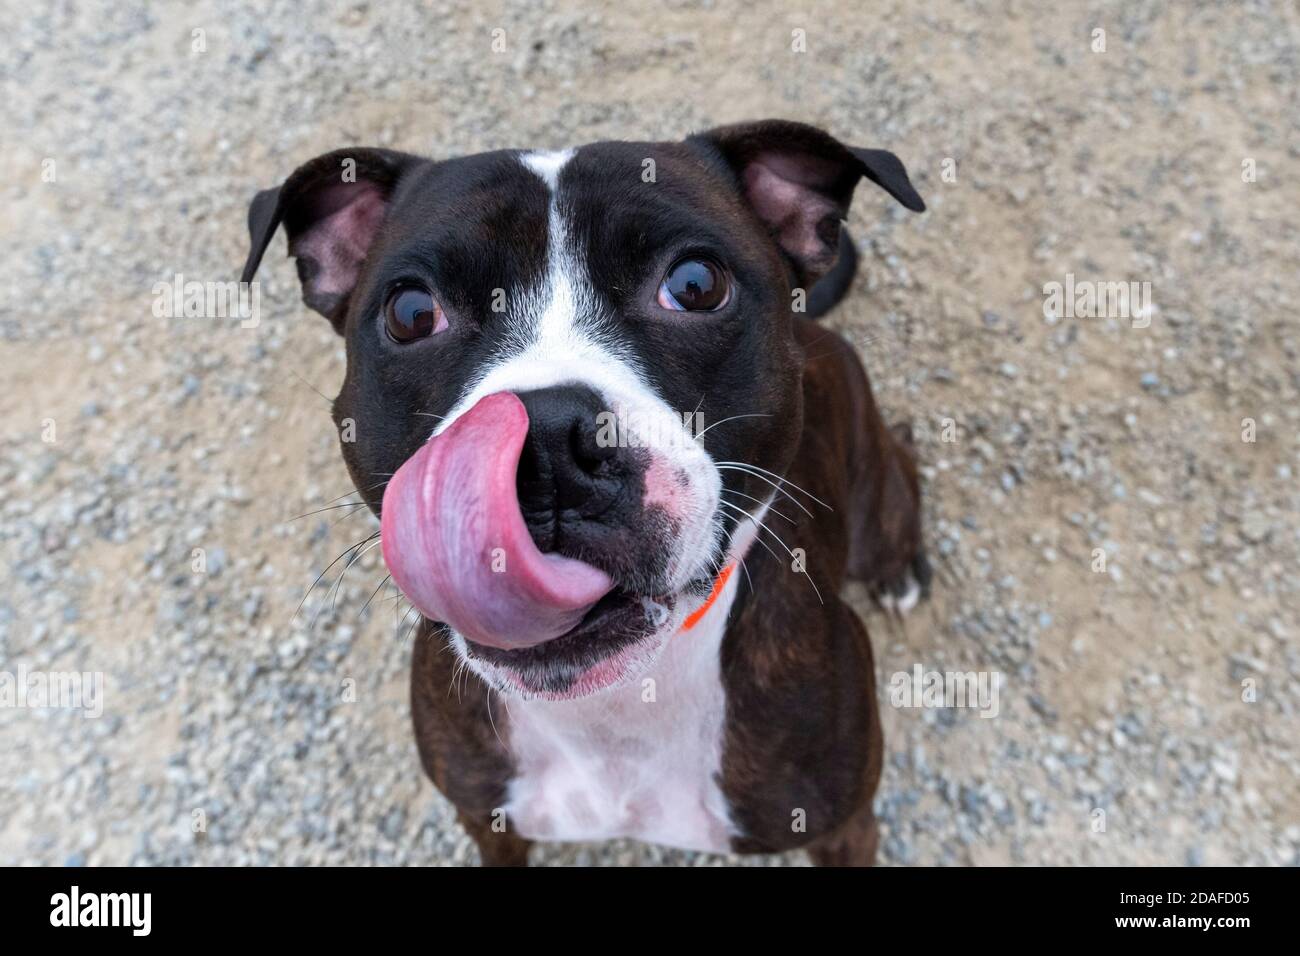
[457,812,533,867]
[410,622,531,866]
[806,801,881,867]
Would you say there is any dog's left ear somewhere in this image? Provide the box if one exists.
[691,119,924,285]
[240,147,422,332]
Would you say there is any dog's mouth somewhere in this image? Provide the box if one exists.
[460,585,682,699]
[380,390,716,699]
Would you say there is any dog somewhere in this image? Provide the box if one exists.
[241,119,929,865]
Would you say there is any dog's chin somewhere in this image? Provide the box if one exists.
[452,580,703,702]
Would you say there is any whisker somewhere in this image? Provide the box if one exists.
[695,413,771,442]
[735,553,755,595]
[359,574,392,619]
[310,532,381,630]
[485,687,506,749]
[285,502,368,524]
[327,536,383,616]
[715,460,832,510]
[396,604,422,645]
[448,656,464,700]
[707,540,755,598]
[719,487,794,524]
[329,506,376,531]
[721,503,786,572]
[289,369,333,405]
[313,479,388,510]
[719,499,823,605]
[291,532,379,625]
[716,464,815,519]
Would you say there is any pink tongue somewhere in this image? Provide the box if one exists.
[381,391,614,649]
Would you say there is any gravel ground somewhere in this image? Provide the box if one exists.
[1,0,1297,866]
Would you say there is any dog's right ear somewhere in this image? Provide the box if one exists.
[691,120,924,289]
[240,148,422,333]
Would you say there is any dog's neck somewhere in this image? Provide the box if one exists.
[496,500,766,852]
[501,555,745,852]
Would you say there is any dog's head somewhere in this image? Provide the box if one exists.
[242,120,923,700]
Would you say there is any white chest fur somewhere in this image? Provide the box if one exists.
[502,575,741,854]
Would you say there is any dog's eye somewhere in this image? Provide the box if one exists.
[657,258,730,312]
[384,285,447,342]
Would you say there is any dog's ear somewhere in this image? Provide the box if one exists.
[240,148,422,332]
[691,119,924,285]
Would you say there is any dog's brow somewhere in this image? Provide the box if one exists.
[521,148,575,192]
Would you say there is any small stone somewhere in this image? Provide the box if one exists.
[1239,512,1270,544]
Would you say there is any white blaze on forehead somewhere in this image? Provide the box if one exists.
[434,144,619,432]
[522,148,590,349]
[521,148,575,191]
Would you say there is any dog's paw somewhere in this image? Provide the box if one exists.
[872,550,932,616]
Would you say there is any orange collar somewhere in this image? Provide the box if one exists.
[680,563,735,632]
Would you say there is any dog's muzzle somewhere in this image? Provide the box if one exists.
[380,391,616,649]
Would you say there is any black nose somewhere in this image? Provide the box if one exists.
[515,385,625,552]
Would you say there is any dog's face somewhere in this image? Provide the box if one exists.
[242,120,922,700]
